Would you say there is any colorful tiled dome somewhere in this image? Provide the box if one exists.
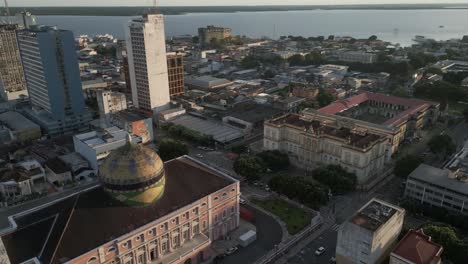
[99,144,165,206]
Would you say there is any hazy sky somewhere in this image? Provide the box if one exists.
[9,0,468,7]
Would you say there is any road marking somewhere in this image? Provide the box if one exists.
[330,224,340,231]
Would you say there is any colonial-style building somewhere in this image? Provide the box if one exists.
[264,114,389,184]
[1,145,240,264]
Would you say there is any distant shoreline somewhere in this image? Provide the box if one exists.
[8,4,468,16]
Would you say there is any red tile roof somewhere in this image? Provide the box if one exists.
[317,92,438,127]
[392,229,443,264]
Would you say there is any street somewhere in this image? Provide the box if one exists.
[221,205,283,264]
[288,227,339,264]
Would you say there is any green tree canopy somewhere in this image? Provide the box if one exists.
[368,35,378,41]
[269,174,328,208]
[408,52,437,69]
[413,81,468,103]
[428,134,456,156]
[256,150,290,171]
[316,89,336,107]
[157,139,188,161]
[425,67,444,75]
[312,165,357,194]
[423,224,468,263]
[233,155,266,182]
[394,155,423,178]
[391,87,409,98]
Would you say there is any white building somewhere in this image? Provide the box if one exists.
[126,14,171,114]
[336,198,405,264]
[96,89,127,122]
[73,127,142,171]
[338,51,378,64]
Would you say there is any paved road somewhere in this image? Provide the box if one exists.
[288,226,339,264]
[221,204,283,264]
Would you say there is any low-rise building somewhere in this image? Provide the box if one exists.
[338,51,378,64]
[264,114,389,184]
[390,229,443,264]
[96,89,127,122]
[0,111,41,143]
[73,126,142,170]
[404,163,468,214]
[185,76,234,91]
[198,25,232,45]
[110,109,154,143]
[336,198,405,264]
[45,157,73,186]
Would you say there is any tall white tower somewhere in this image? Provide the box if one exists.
[126,14,170,114]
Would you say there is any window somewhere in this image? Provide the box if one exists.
[203,221,207,229]
[107,247,116,254]
[214,215,219,223]
[193,207,199,215]
[230,206,235,215]
[222,210,227,219]
[87,257,97,263]
[222,192,227,196]
[214,197,219,201]
[231,188,235,192]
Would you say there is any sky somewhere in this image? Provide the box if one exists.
[9,0,468,7]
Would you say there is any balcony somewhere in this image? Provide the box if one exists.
[154,234,211,264]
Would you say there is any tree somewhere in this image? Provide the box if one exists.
[425,67,444,75]
[240,55,260,69]
[192,36,199,44]
[157,139,188,161]
[423,224,467,263]
[256,150,290,171]
[413,81,468,104]
[269,174,328,208]
[368,35,378,41]
[391,87,409,98]
[263,69,276,79]
[394,155,423,178]
[463,108,468,123]
[233,155,266,182]
[408,52,437,69]
[428,134,456,156]
[312,165,357,194]
[288,54,306,66]
[443,71,468,85]
[316,89,335,107]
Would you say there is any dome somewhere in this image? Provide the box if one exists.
[99,144,166,206]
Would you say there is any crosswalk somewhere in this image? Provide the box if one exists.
[330,224,341,232]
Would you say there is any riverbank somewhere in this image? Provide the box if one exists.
[9,4,468,16]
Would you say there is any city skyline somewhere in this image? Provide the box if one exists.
[8,0,468,7]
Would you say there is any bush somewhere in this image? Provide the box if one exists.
[312,165,357,194]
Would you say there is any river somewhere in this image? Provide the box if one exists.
[33,9,468,46]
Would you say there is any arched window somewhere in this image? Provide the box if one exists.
[87,257,97,263]
[107,247,116,254]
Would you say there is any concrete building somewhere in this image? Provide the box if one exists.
[336,198,405,264]
[167,53,185,97]
[198,25,232,46]
[44,157,73,186]
[404,163,468,214]
[17,25,91,136]
[185,76,233,91]
[0,159,46,203]
[314,92,440,155]
[96,89,127,122]
[1,145,240,264]
[110,109,154,144]
[390,229,443,264]
[0,111,41,143]
[126,14,171,114]
[0,24,27,101]
[338,51,378,64]
[264,114,389,184]
[73,126,143,171]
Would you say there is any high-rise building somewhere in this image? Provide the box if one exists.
[0,24,27,101]
[167,52,185,97]
[198,25,232,46]
[15,12,37,29]
[16,25,91,135]
[126,14,171,114]
[336,198,405,264]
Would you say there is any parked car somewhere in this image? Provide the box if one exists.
[240,198,247,205]
[330,256,336,263]
[315,246,326,256]
[226,246,238,255]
